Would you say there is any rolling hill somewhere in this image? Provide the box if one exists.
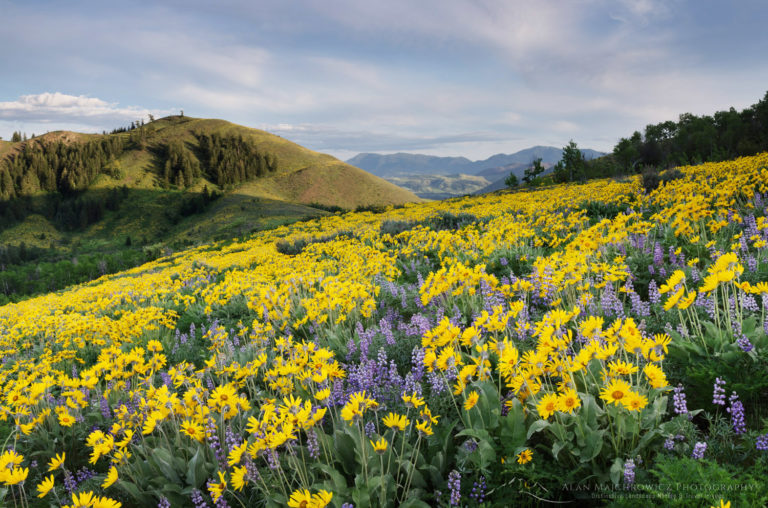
[0,116,420,301]
[0,116,420,246]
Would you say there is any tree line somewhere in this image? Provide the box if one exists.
[611,91,768,172]
[507,90,768,188]
[196,132,279,187]
[0,137,125,198]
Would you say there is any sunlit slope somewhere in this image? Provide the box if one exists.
[0,116,421,247]
[111,116,421,208]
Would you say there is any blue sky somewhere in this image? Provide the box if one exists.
[1,0,767,160]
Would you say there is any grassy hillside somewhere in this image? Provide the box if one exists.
[0,116,420,301]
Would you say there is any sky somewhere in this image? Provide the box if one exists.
[1,0,767,161]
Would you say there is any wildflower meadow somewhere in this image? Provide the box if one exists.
[3,153,768,507]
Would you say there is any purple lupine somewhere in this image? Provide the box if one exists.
[712,377,726,405]
[663,437,675,450]
[205,418,227,470]
[448,469,462,506]
[600,283,625,318]
[266,449,280,470]
[764,310,768,337]
[428,371,447,394]
[673,384,688,415]
[380,317,396,346]
[346,337,357,362]
[653,242,664,265]
[630,291,651,317]
[747,255,758,272]
[75,467,97,484]
[736,334,754,353]
[727,392,747,434]
[100,397,112,420]
[63,469,77,494]
[403,373,422,397]
[411,347,426,381]
[691,441,707,459]
[648,280,661,305]
[742,293,760,312]
[756,434,768,451]
[623,459,636,488]
[225,426,240,454]
[307,429,320,460]
[470,475,487,503]
[676,323,690,338]
[158,497,172,508]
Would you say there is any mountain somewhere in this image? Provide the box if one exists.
[346,146,606,178]
[346,152,475,176]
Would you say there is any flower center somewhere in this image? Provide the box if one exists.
[612,390,624,400]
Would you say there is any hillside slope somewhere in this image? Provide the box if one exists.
[0,116,420,246]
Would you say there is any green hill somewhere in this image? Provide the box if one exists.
[0,116,420,301]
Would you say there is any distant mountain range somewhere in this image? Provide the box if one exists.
[346,146,605,197]
[346,146,604,177]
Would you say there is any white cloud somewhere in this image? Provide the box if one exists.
[0,92,162,124]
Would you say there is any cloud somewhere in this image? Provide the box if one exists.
[0,92,163,125]
[260,122,511,154]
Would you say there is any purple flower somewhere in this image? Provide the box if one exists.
[470,475,487,503]
[727,392,747,435]
[205,418,227,470]
[648,280,661,305]
[736,334,754,353]
[673,384,689,415]
[158,497,171,508]
[623,459,636,488]
[691,441,707,459]
[663,437,675,450]
[712,377,726,405]
[448,470,461,506]
[756,434,768,451]
[307,429,320,460]
[191,489,209,508]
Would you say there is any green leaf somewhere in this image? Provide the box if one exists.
[609,457,624,486]
[500,399,527,452]
[552,440,568,460]
[477,439,496,469]
[334,429,358,475]
[186,447,207,489]
[456,428,492,442]
[316,463,349,493]
[527,419,550,439]
[399,497,432,508]
[150,448,182,483]
[120,481,152,504]
[578,428,605,463]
